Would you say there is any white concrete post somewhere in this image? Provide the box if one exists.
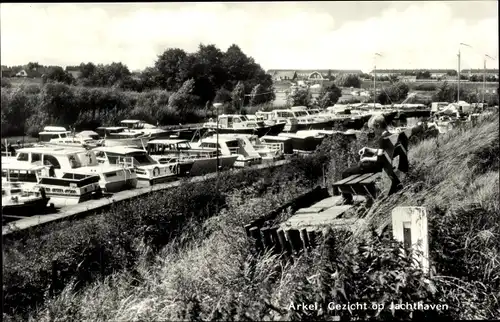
[391,206,429,274]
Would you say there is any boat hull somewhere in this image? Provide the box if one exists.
[2,196,51,216]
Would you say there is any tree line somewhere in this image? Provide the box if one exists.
[1,44,278,137]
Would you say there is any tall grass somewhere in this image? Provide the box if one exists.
[5,113,499,321]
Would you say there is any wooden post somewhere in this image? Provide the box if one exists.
[270,226,281,254]
[244,224,253,238]
[277,228,291,255]
[300,228,310,249]
[392,207,429,274]
[287,229,303,254]
[261,227,273,251]
[249,227,263,252]
[307,230,317,248]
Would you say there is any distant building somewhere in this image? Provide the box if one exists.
[461,69,499,79]
[268,70,297,81]
[369,69,456,78]
[15,70,28,77]
[267,69,363,82]
[400,76,417,82]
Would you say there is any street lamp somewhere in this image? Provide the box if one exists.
[483,54,494,104]
[458,43,472,103]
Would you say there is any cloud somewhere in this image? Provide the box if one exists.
[1,2,498,72]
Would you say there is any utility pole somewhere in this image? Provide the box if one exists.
[457,49,460,103]
[458,43,472,103]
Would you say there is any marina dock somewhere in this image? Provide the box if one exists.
[2,159,290,236]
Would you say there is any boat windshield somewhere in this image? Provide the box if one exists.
[68,154,83,169]
[293,111,308,117]
[127,152,156,165]
[276,111,294,118]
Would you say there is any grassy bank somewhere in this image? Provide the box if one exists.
[2,153,329,320]
[4,114,498,320]
[8,113,497,321]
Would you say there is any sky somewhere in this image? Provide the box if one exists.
[1,1,498,73]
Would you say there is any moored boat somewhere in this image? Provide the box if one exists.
[203,114,286,137]
[93,146,187,185]
[8,146,138,193]
[2,181,51,217]
[146,139,237,176]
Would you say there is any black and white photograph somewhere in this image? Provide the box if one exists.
[1,1,499,320]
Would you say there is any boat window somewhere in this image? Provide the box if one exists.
[1,170,7,178]
[17,153,29,161]
[18,170,38,182]
[62,173,87,180]
[226,140,239,148]
[129,152,155,165]
[277,112,293,118]
[178,142,190,150]
[68,154,82,168]
[43,155,61,169]
[200,142,217,149]
[32,153,41,162]
[104,171,118,178]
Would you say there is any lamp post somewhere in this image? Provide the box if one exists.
[458,43,472,103]
[483,54,494,104]
[373,53,382,108]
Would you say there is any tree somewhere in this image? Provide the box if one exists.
[222,44,252,83]
[288,88,312,106]
[377,82,410,104]
[27,62,42,70]
[231,81,245,111]
[318,83,342,108]
[416,70,431,79]
[168,78,199,113]
[214,88,232,104]
[432,81,459,102]
[42,66,74,85]
[334,74,361,88]
[155,48,189,90]
[249,84,268,106]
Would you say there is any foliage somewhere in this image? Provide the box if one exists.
[334,73,362,88]
[3,155,327,319]
[377,82,410,104]
[0,84,207,137]
[42,67,74,85]
[287,87,312,106]
[318,83,342,108]
[231,81,245,111]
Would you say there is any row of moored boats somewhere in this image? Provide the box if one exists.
[1,105,395,218]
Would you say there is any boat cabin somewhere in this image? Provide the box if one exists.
[39,130,71,142]
[147,139,221,161]
[93,146,157,166]
[95,126,144,139]
[216,115,260,129]
[2,163,49,184]
[120,120,149,130]
[14,147,98,171]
